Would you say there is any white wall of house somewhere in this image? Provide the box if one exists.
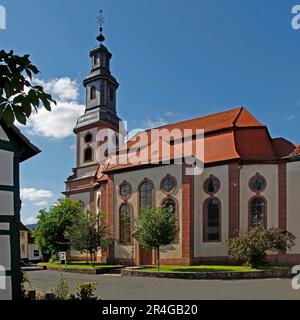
[287,161,300,254]
[194,164,229,258]
[0,125,13,300]
[28,243,42,261]
[113,164,183,261]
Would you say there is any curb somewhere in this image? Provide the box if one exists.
[40,265,124,275]
[121,268,290,280]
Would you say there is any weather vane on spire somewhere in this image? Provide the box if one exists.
[96,10,106,43]
[97,10,104,32]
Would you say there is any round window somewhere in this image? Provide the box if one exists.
[119,182,132,199]
[161,175,177,194]
[249,175,266,193]
[204,176,220,195]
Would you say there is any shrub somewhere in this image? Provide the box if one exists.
[226,227,296,268]
[54,275,69,300]
[74,282,100,300]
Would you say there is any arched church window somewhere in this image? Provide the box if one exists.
[139,179,154,210]
[84,147,93,162]
[119,203,132,244]
[203,197,221,242]
[90,86,96,100]
[249,196,266,228]
[162,197,176,215]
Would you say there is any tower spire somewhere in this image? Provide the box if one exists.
[97,10,105,43]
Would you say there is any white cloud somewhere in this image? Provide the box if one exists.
[21,188,53,202]
[286,114,296,122]
[33,201,48,206]
[33,77,79,101]
[26,101,84,139]
[21,77,85,139]
[165,111,175,117]
[22,216,38,225]
[144,117,168,129]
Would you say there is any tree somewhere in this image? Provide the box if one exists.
[134,207,179,268]
[65,211,111,266]
[34,198,81,256]
[0,50,55,127]
[226,227,296,268]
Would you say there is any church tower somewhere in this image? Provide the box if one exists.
[65,12,122,211]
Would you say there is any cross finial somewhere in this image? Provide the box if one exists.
[97,10,104,33]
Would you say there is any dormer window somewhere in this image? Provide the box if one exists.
[90,86,96,100]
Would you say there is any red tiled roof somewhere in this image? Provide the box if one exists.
[96,107,295,175]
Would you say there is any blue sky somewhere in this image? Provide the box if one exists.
[1,0,300,224]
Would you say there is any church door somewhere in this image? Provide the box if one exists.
[140,247,153,266]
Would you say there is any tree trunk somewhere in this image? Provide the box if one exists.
[157,246,160,269]
[90,250,94,266]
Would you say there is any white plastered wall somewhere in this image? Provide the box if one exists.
[113,164,182,260]
[194,165,229,257]
[240,164,278,231]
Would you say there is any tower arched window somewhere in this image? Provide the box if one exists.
[139,180,154,210]
[249,196,266,228]
[109,87,114,101]
[203,197,221,242]
[119,203,132,244]
[90,86,96,100]
[84,147,93,162]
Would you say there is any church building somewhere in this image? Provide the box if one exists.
[64,24,300,266]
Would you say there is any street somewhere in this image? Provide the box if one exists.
[27,270,300,300]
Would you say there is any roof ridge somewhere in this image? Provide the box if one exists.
[232,107,244,127]
[142,107,243,133]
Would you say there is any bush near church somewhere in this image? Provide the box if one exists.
[226,227,296,268]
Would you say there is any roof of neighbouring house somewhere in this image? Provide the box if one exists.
[0,121,40,162]
[95,107,298,176]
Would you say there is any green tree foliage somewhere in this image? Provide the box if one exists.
[226,227,296,268]
[134,207,179,268]
[0,50,56,126]
[34,198,81,256]
[65,211,111,266]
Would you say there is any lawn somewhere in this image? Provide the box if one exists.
[139,265,284,273]
[39,261,122,269]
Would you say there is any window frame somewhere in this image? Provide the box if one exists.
[83,147,93,162]
[203,175,221,196]
[248,195,267,228]
[249,173,267,194]
[203,197,222,243]
[90,86,97,100]
[119,181,132,200]
[161,196,179,243]
[138,178,155,210]
[160,174,177,195]
[119,202,133,245]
